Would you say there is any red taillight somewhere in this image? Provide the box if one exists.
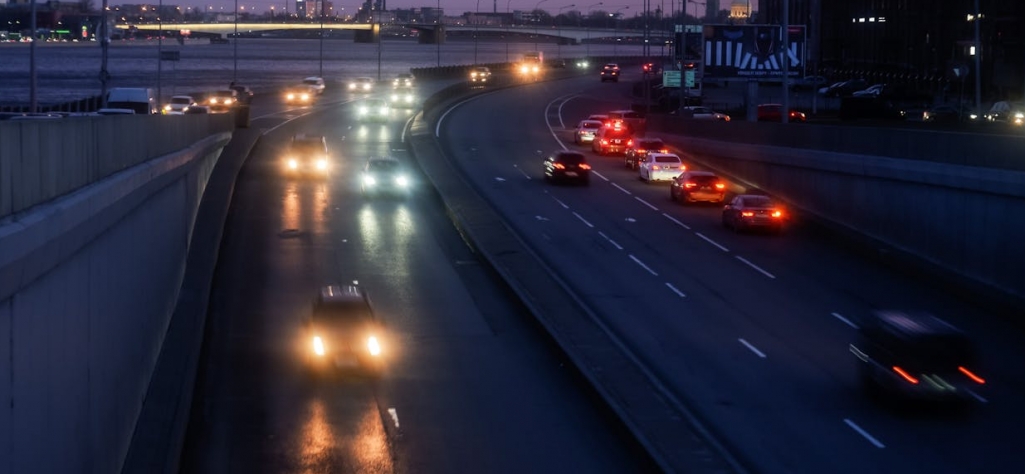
[627,139,634,146]
[741,211,754,217]
[714,183,725,190]
[684,182,697,188]
[578,163,591,170]
[553,163,566,169]
[637,149,647,154]
[893,366,919,384]
[659,148,668,153]
[771,210,783,218]
[959,366,986,384]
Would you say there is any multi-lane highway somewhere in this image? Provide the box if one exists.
[177,83,652,472]
[432,69,1025,473]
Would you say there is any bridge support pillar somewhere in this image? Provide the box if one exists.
[418,25,446,44]
[354,24,380,43]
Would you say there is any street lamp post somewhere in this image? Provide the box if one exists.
[436,0,441,66]
[505,0,513,62]
[319,0,325,77]
[585,2,603,59]
[475,0,482,65]
[973,0,982,116]
[556,4,576,60]
[233,0,238,83]
[613,6,629,56]
[534,0,550,50]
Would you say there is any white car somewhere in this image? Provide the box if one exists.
[639,153,685,183]
[163,95,195,115]
[681,106,730,121]
[357,98,391,122]
[302,76,326,95]
[573,120,604,144]
[348,76,375,92]
[852,84,885,98]
[389,90,417,109]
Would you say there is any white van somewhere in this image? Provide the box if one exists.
[106,88,157,115]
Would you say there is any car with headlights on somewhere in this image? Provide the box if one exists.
[624,137,668,170]
[205,89,239,114]
[302,76,326,95]
[389,90,417,109]
[356,98,391,122]
[574,120,604,144]
[670,171,726,203]
[592,123,634,155]
[680,106,731,121]
[469,66,492,84]
[392,72,415,89]
[543,151,591,185]
[348,76,376,92]
[722,194,786,232]
[163,95,195,115]
[304,284,385,375]
[283,85,315,105]
[283,134,331,177]
[361,157,412,197]
[600,63,620,82]
[638,153,684,183]
[850,310,985,406]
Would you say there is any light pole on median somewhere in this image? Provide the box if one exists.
[233,0,238,83]
[533,0,549,50]
[613,6,629,57]
[556,4,575,60]
[474,0,482,65]
[436,0,441,66]
[319,0,325,78]
[584,2,602,59]
[505,0,513,62]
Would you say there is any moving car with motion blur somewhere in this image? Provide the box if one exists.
[163,95,195,115]
[680,106,731,121]
[302,76,326,95]
[624,138,668,170]
[757,104,807,122]
[592,123,634,155]
[469,66,492,84]
[228,83,254,104]
[543,151,591,185]
[389,90,417,109]
[574,120,604,144]
[721,194,786,233]
[283,85,315,105]
[638,153,684,183]
[600,63,620,82]
[850,310,985,406]
[283,134,331,178]
[392,73,415,89]
[356,98,391,122]
[206,89,239,114]
[304,284,385,375]
[641,62,662,74]
[361,157,412,197]
[348,76,376,92]
[670,171,726,203]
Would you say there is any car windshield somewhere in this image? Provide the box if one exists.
[171,97,191,104]
[292,141,324,153]
[303,79,320,85]
[368,160,401,172]
[313,300,372,327]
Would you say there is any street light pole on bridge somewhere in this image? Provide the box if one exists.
[584,2,602,59]
[556,4,576,60]
[534,0,549,50]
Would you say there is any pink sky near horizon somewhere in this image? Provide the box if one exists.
[159,0,756,17]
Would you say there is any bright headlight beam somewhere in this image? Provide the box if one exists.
[367,336,382,356]
[313,336,325,356]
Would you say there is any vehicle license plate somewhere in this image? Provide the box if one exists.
[565,171,578,177]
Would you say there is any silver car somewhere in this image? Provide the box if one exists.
[574,120,604,144]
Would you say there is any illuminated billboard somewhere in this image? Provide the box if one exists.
[702,24,806,79]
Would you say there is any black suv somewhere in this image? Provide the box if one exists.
[850,310,985,405]
[600,63,620,82]
[304,285,385,375]
[284,134,330,177]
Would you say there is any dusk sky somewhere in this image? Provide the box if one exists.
[168,0,757,17]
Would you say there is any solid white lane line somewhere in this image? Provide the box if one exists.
[612,183,632,195]
[573,212,594,228]
[966,389,988,404]
[387,408,400,429]
[666,282,687,298]
[831,312,859,329]
[843,419,885,449]
[735,256,776,279]
[555,96,572,129]
[598,232,623,250]
[552,196,569,209]
[629,255,659,276]
[635,197,659,211]
[738,338,767,358]
[662,213,691,230]
[592,171,610,181]
[695,232,729,252]
[514,164,531,179]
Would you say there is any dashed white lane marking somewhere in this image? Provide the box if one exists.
[494,177,506,182]
[592,171,610,181]
[535,215,549,221]
[738,338,767,358]
[629,255,659,276]
[635,197,659,211]
[573,212,594,228]
[662,213,691,230]
[387,408,400,429]
[735,256,776,279]
[831,312,859,329]
[695,232,729,252]
[611,183,632,195]
[598,232,623,250]
[843,419,885,449]
[665,283,687,298]
[551,195,569,209]
[966,389,988,404]
[514,164,531,179]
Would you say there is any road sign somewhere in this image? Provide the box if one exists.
[701,24,806,79]
[663,70,681,88]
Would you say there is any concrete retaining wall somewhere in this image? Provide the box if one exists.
[663,126,1025,303]
[0,114,234,219]
[0,131,231,474]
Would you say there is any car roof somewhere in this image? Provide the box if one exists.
[579,120,603,127]
[355,76,374,81]
[171,95,193,100]
[292,133,326,143]
[304,76,323,81]
[318,284,364,303]
[869,310,964,338]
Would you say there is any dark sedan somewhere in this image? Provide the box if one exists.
[543,151,591,185]
[722,194,786,233]
[670,171,726,204]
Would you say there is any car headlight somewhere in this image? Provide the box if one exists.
[316,159,328,170]
[532,66,539,73]
[348,83,356,90]
[163,105,171,111]
[367,336,381,357]
[380,107,389,114]
[969,113,979,120]
[287,159,298,170]
[405,95,414,103]
[358,107,368,115]
[391,94,399,101]
[301,93,310,101]
[363,175,376,186]
[395,175,409,187]
[312,336,325,356]
[520,65,529,74]
[286,93,295,100]
[363,83,371,90]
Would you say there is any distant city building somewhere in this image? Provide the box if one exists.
[728,0,751,20]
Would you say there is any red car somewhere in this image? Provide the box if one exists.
[757,104,807,122]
